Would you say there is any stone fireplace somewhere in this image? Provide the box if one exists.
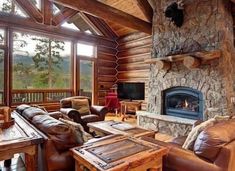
[163,86,203,120]
[137,0,235,137]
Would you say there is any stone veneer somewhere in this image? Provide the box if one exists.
[148,60,228,119]
[138,0,235,136]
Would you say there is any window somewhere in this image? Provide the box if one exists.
[61,22,80,31]
[77,43,95,57]
[0,0,28,17]
[12,31,72,89]
[0,49,4,104]
[29,0,41,10]
[0,29,5,45]
[79,60,94,100]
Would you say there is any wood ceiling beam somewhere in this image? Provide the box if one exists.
[14,0,43,23]
[136,0,153,22]
[52,8,78,26]
[84,13,118,39]
[42,0,53,25]
[0,12,117,48]
[50,0,152,34]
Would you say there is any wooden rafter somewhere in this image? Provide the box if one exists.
[0,12,117,48]
[84,13,118,39]
[42,0,53,25]
[50,0,152,34]
[14,0,43,23]
[136,0,153,22]
[52,8,78,26]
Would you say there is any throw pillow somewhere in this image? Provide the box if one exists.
[71,99,91,116]
[182,115,231,150]
[59,118,92,143]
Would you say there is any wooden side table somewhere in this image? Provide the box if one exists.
[71,135,167,171]
[0,112,44,171]
[120,101,142,121]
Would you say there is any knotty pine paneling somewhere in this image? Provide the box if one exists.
[117,32,152,110]
[97,45,118,105]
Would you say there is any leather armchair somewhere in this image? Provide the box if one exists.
[142,118,235,171]
[60,96,108,132]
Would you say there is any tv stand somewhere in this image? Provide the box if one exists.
[120,101,142,121]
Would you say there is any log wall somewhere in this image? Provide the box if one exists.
[117,32,152,110]
[97,45,118,105]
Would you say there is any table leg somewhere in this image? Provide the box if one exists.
[25,145,37,171]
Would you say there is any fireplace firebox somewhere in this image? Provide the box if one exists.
[163,87,203,120]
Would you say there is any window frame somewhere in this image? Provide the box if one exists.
[10,28,75,91]
[76,42,97,104]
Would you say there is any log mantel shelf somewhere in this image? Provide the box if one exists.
[145,50,221,69]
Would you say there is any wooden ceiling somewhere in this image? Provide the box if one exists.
[100,0,150,36]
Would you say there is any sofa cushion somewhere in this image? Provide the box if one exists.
[182,118,216,150]
[59,118,92,143]
[22,107,47,121]
[194,119,235,162]
[32,115,78,152]
[72,99,91,116]
[15,104,31,115]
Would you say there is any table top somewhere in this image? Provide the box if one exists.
[0,112,44,151]
[88,120,155,138]
[71,135,167,171]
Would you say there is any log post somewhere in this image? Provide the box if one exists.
[155,61,171,70]
[183,56,201,69]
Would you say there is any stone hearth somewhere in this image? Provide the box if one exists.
[137,0,235,137]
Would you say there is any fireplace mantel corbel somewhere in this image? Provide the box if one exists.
[145,50,221,70]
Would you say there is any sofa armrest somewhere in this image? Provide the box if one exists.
[60,108,83,123]
[48,111,63,120]
[90,105,108,120]
[141,137,221,171]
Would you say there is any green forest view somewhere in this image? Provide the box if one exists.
[13,32,72,89]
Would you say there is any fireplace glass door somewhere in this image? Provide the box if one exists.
[163,87,203,120]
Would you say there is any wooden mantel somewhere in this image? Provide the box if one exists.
[145,50,222,70]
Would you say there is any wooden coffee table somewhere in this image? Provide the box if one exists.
[71,135,167,171]
[88,120,155,138]
[0,112,44,171]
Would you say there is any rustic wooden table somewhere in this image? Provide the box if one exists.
[0,112,44,171]
[71,135,167,171]
[88,120,155,138]
[120,101,142,121]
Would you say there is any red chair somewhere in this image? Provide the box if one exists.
[105,92,120,115]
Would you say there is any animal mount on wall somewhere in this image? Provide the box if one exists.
[164,1,184,27]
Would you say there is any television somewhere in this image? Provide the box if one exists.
[117,82,145,101]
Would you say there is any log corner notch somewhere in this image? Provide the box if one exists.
[145,50,221,70]
[50,0,152,34]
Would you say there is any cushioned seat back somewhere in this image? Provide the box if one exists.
[22,107,47,121]
[194,119,235,162]
[32,114,78,152]
[60,96,91,108]
[15,104,31,115]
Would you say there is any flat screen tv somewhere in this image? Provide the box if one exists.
[117,82,145,101]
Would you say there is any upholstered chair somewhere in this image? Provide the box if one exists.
[60,96,108,132]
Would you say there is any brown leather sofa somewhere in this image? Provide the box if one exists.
[60,96,108,132]
[15,104,82,171]
[142,118,235,171]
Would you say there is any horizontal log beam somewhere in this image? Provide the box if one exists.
[0,12,117,48]
[50,0,152,34]
[14,0,43,23]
